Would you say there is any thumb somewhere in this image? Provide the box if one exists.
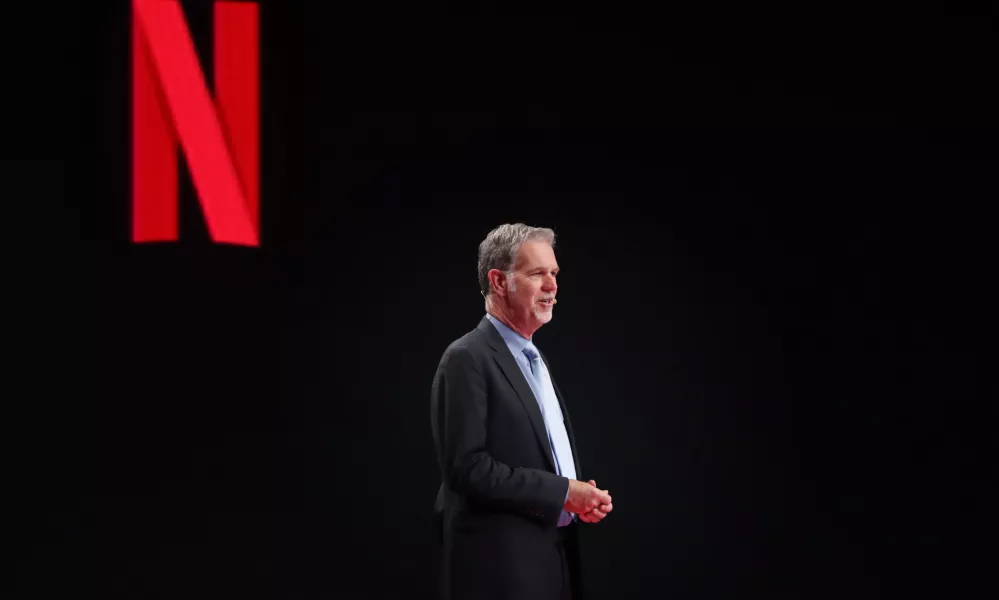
[588,480,597,487]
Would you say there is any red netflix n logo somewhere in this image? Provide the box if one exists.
[132,0,259,247]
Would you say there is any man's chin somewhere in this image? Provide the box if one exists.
[533,309,553,324]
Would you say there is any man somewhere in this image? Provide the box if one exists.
[431,223,613,600]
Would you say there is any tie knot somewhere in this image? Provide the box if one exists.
[523,343,540,361]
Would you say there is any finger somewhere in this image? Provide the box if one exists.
[599,503,613,513]
[588,480,597,487]
[581,510,604,523]
[589,509,607,520]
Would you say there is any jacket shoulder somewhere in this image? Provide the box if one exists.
[437,324,492,367]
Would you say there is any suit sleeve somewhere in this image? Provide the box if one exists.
[433,345,568,523]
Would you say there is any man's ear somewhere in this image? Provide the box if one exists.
[487,269,507,297]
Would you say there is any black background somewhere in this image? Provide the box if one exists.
[7,1,995,598]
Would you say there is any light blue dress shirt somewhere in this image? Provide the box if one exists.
[486,314,577,526]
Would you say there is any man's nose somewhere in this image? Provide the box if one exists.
[542,275,557,293]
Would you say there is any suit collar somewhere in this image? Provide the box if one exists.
[477,314,508,354]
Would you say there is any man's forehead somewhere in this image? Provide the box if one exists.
[515,241,558,269]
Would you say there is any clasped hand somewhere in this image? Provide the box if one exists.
[565,479,614,524]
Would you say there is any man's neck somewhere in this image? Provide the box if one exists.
[486,305,535,340]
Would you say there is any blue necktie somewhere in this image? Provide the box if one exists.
[523,342,577,527]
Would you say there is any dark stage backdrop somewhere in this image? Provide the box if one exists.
[9,1,995,599]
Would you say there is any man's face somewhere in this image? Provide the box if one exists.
[507,240,559,328]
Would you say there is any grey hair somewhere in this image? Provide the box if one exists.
[477,223,556,297]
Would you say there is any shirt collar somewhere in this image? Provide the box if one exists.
[485,313,532,355]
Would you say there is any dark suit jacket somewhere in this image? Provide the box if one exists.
[431,316,583,600]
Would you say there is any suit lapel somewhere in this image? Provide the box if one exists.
[477,318,558,473]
